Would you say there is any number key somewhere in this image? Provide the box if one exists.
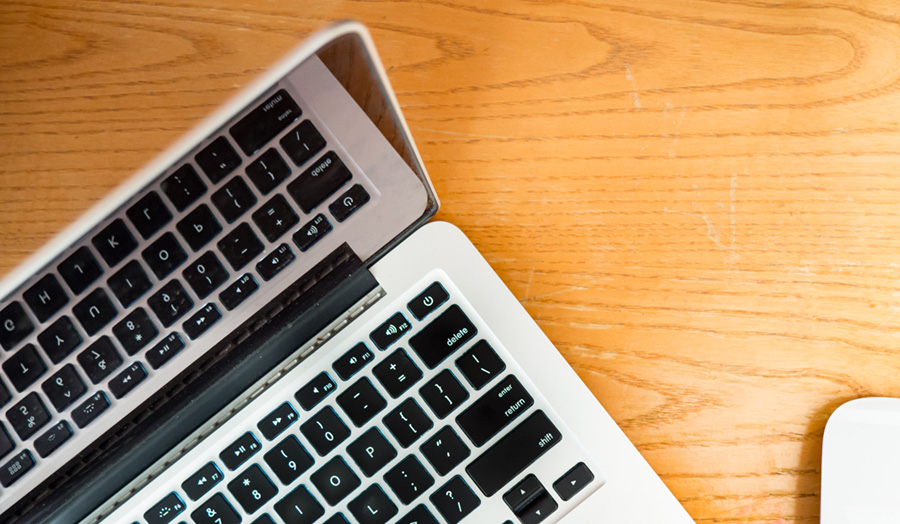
[41,364,86,412]
[6,392,50,440]
[228,464,278,513]
[148,280,194,327]
[190,493,241,524]
[300,406,349,456]
[77,336,122,384]
[183,252,229,299]
[113,308,158,355]
[264,435,313,485]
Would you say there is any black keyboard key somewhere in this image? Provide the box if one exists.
[420,426,470,476]
[148,280,193,327]
[196,136,242,184]
[264,435,313,485]
[292,214,332,252]
[34,420,72,458]
[553,462,594,501]
[41,363,86,411]
[142,232,188,279]
[287,151,352,213]
[408,282,449,321]
[252,194,299,242]
[3,344,47,392]
[108,260,153,307]
[71,391,109,428]
[23,274,69,322]
[333,342,374,381]
[337,377,386,427]
[108,361,147,399]
[0,450,34,487]
[73,287,118,335]
[385,455,434,505]
[183,462,224,501]
[324,515,350,524]
[373,348,422,399]
[456,340,505,390]
[348,485,398,524]
[144,491,186,524]
[0,423,13,458]
[257,401,298,441]
[256,243,295,281]
[146,332,185,369]
[247,148,291,195]
[516,490,557,524]
[217,223,264,270]
[430,476,480,524]
[397,505,439,524]
[0,302,33,351]
[329,184,370,222]
[503,474,544,513]
[177,204,222,252]
[370,312,412,350]
[0,381,8,408]
[457,375,532,446]
[161,164,207,212]
[183,252,229,299]
[280,120,326,167]
[183,303,221,340]
[409,305,476,368]
[347,427,397,477]
[230,89,301,156]
[273,485,323,524]
[191,492,241,524]
[7,392,50,440]
[220,431,261,471]
[113,308,158,355]
[311,456,360,506]
[383,398,433,448]
[253,515,276,524]
[466,410,562,497]
[212,176,257,223]
[92,218,138,267]
[219,273,258,311]
[77,336,122,384]
[294,372,336,411]
[300,406,349,456]
[229,463,278,513]
[126,191,172,239]
[419,369,468,419]
[58,246,103,295]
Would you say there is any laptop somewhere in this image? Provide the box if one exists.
[0,22,692,524]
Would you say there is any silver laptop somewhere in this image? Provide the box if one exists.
[0,22,692,524]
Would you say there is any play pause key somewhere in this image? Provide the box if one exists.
[220,432,261,470]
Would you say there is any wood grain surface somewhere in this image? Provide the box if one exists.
[5,1,900,521]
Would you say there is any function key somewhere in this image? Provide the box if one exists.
[91,218,138,268]
[34,420,72,458]
[144,491,186,524]
[212,176,257,224]
[332,342,374,381]
[429,476,480,524]
[177,204,222,252]
[112,308,158,355]
[220,431,261,471]
[0,423,12,458]
[77,336,122,384]
[383,398,433,448]
[280,120,326,167]
[217,223,264,270]
[41,363,86,411]
[0,450,34,487]
[409,305,476,368]
[6,392,50,440]
[256,243,295,282]
[196,136,242,184]
[420,426,470,476]
[372,348,422,399]
[146,332,185,369]
[287,151,352,214]
[183,252,229,299]
[229,89,301,156]
[228,464,278,513]
[126,191,173,240]
[553,462,594,501]
[183,461,223,501]
[273,485,324,524]
[252,194,299,242]
[142,232,188,280]
[72,287,118,336]
[336,377,386,427]
[329,184,370,222]
[57,246,103,295]
[370,312,411,350]
[108,362,147,399]
[292,214,332,252]
[108,260,153,308]
[257,402,298,441]
[161,164,207,212]
[148,280,193,327]
[456,340,505,390]
[264,434,313,485]
[457,375,532,447]
[0,302,34,351]
[246,148,291,195]
[408,282,449,321]
[219,273,258,311]
[347,428,397,477]
[3,344,47,392]
[311,457,360,506]
[182,303,221,340]
[71,391,110,428]
[23,274,69,323]
[348,485,398,524]
[294,372,336,411]
[385,455,434,505]
[300,406,350,456]
[191,493,241,524]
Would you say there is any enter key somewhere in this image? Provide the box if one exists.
[456,374,533,447]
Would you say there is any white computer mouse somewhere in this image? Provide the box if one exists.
[821,397,900,523]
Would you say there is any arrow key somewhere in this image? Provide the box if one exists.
[516,490,557,524]
[182,461,223,501]
[552,462,595,501]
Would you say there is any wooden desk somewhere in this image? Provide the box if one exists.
[3,1,899,521]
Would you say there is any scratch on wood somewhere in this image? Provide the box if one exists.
[625,64,642,109]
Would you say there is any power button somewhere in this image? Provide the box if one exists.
[408,282,450,320]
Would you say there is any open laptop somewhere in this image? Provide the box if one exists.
[0,22,692,524]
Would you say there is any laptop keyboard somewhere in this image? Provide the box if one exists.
[0,87,375,495]
[101,277,602,524]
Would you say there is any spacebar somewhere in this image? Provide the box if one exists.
[465,410,562,497]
